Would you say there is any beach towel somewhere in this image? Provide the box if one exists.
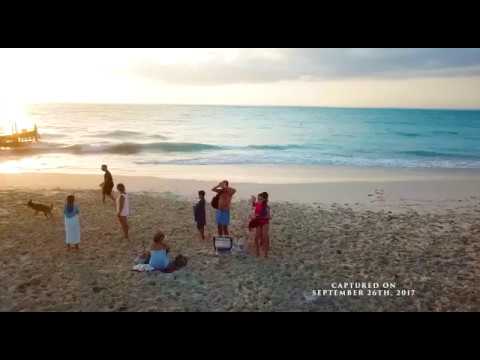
[132,264,155,272]
[132,255,188,273]
[134,254,150,265]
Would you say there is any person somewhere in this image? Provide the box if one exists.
[250,192,271,258]
[148,231,171,271]
[193,190,207,241]
[100,164,115,204]
[137,231,188,272]
[64,195,80,251]
[212,180,236,236]
[116,183,130,240]
[246,194,260,254]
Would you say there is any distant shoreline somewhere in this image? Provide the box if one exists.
[27,102,480,112]
[3,164,480,184]
[2,166,480,213]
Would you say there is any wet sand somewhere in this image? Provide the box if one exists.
[2,166,480,212]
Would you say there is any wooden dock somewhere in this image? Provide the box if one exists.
[0,125,39,147]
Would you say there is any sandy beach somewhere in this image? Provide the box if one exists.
[2,49,480,313]
[1,167,480,311]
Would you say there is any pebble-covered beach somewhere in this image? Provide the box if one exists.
[1,189,479,312]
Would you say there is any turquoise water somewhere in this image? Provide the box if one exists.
[1,103,480,173]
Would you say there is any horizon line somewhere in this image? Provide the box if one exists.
[27,101,480,112]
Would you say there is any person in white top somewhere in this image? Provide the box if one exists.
[116,183,130,240]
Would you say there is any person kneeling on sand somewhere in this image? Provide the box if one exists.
[135,231,188,272]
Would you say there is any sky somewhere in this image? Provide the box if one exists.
[1,48,480,110]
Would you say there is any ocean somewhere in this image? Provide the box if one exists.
[1,103,480,174]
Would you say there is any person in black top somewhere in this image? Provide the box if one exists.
[100,164,115,204]
[193,190,207,241]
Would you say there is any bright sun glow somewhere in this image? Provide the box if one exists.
[0,100,33,134]
[0,157,39,173]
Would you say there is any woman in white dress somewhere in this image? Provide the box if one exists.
[116,183,130,240]
[64,195,80,250]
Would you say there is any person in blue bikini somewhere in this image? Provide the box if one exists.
[212,180,236,236]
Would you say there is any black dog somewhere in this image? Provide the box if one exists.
[27,200,53,218]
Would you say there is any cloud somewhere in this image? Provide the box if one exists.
[131,48,480,85]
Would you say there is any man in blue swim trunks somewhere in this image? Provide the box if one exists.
[212,180,236,236]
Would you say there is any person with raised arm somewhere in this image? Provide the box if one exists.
[211,180,236,236]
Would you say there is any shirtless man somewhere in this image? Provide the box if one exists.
[100,164,115,204]
[212,180,236,236]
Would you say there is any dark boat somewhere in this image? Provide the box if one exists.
[0,124,40,147]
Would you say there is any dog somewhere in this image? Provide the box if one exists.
[27,200,53,218]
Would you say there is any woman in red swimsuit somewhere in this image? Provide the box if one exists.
[250,192,271,258]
